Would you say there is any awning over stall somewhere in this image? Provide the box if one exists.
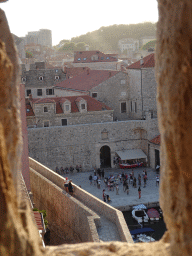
[115,149,147,161]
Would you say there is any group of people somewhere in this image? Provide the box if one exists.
[55,165,82,175]
[63,178,74,195]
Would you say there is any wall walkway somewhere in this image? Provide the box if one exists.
[29,157,133,244]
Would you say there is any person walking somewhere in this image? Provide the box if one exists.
[101,169,104,179]
[89,174,92,185]
[123,179,127,192]
[138,174,141,186]
[144,174,147,187]
[103,189,106,202]
[138,186,141,199]
[156,175,160,186]
[64,177,69,192]
[97,178,101,189]
[68,180,74,195]
[125,183,129,195]
[116,184,119,195]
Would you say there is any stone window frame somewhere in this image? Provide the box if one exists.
[26,89,31,97]
[81,103,86,110]
[92,92,98,98]
[65,104,70,112]
[44,120,49,127]
[61,118,67,126]
[44,106,48,113]
[37,89,42,96]
[21,77,26,83]
[46,88,54,95]
[120,102,127,113]
[55,75,60,80]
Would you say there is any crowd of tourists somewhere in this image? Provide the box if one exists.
[55,165,82,175]
[88,169,160,202]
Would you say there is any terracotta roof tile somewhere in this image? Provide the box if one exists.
[29,95,111,114]
[54,70,119,92]
[127,53,155,69]
[33,212,44,231]
[64,66,90,79]
[73,50,118,63]
[150,135,160,145]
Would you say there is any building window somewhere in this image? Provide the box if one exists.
[101,57,104,60]
[37,89,42,96]
[92,93,97,98]
[65,105,69,111]
[55,69,58,73]
[121,80,126,85]
[26,89,31,96]
[83,58,87,61]
[39,76,43,81]
[130,101,133,112]
[46,89,54,95]
[55,76,60,80]
[81,104,85,110]
[22,77,26,83]
[135,102,137,113]
[44,107,48,113]
[44,121,49,127]
[61,119,67,126]
[77,58,81,61]
[106,57,110,60]
[121,102,126,113]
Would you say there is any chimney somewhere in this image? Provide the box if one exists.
[140,56,144,66]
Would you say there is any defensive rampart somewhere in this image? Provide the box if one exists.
[30,167,100,244]
[29,157,133,243]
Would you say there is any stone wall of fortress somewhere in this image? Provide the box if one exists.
[28,115,159,170]
[29,158,133,244]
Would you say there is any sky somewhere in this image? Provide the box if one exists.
[1,0,158,46]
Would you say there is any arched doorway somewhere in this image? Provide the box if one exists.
[100,145,111,168]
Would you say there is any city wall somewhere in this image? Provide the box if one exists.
[28,118,159,170]
[30,167,100,245]
[29,158,133,243]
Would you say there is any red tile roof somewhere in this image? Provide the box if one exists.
[33,211,44,231]
[30,95,111,114]
[73,50,118,63]
[54,70,119,92]
[127,53,155,69]
[150,135,160,145]
[64,66,91,79]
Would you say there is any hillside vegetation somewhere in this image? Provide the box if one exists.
[56,22,156,53]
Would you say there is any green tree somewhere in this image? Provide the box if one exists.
[75,42,86,51]
[26,51,33,58]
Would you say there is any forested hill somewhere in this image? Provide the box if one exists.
[58,22,156,52]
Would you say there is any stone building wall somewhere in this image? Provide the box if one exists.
[71,61,121,70]
[30,168,100,244]
[127,68,157,119]
[28,105,114,128]
[148,143,160,169]
[89,72,130,121]
[28,117,159,170]
[22,68,66,98]
[29,157,133,243]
